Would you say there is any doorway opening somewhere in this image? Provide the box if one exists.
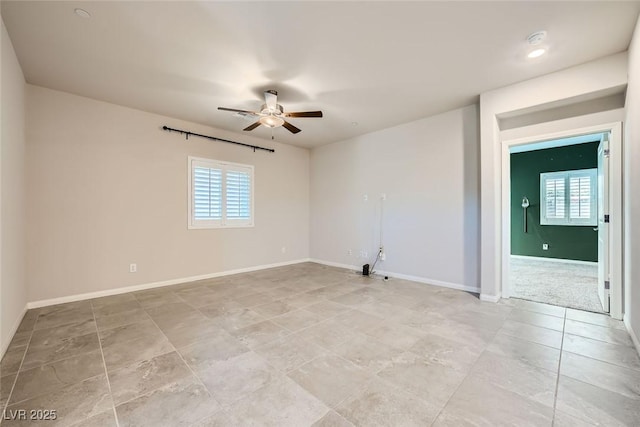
[502,123,622,318]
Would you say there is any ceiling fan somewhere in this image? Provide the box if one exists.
[218,90,323,134]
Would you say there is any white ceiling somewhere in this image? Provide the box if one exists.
[2,1,640,148]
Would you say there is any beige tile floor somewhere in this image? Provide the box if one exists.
[1,262,639,426]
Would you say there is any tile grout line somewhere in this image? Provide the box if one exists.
[493,329,564,354]
[7,332,118,379]
[90,301,121,427]
[6,372,108,408]
[154,280,371,420]
[562,330,638,349]
[509,305,567,319]
[560,347,640,372]
[1,324,36,421]
[143,311,223,408]
[319,376,372,424]
[551,310,568,427]
[139,280,348,350]
[427,328,501,426]
[501,315,638,367]
[554,370,640,403]
[104,270,420,413]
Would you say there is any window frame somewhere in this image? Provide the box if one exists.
[188,156,254,229]
[540,168,597,226]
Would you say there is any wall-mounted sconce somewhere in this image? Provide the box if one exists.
[521,197,530,233]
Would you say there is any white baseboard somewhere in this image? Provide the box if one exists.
[1,304,28,360]
[308,258,362,272]
[624,317,640,358]
[510,254,597,267]
[480,293,502,303]
[309,258,480,294]
[376,269,480,294]
[27,258,311,309]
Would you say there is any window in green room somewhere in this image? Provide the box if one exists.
[540,168,596,226]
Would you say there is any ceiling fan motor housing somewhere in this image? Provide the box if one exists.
[261,104,284,115]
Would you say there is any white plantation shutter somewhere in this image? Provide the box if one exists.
[225,167,252,224]
[540,169,596,226]
[193,167,222,220]
[545,178,565,219]
[189,157,254,228]
[569,175,592,220]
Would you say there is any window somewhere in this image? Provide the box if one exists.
[540,168,596,226]
[188,156,254,228]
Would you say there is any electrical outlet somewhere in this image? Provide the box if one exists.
[380,193,386,201]
[129,263,137,273]
[281,247,286,254]
[380,252,386,261]
[347,249,353,256]
[542,244,549,250]
[363,194,368,202]
[360,250,368,259]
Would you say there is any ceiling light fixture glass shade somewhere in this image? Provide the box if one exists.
[259,115,284,128]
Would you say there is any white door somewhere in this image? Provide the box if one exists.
[597,134,610,313]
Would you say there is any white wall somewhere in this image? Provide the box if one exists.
[1,18,27,356]
[310,105,479,291]
[624,16,640,351]
[26,85,310,303]
[479,52,628,300]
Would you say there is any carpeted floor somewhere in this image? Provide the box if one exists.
[510,256,603,313]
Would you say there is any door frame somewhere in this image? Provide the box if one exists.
[500,121,623,319]
[597,135,610,312]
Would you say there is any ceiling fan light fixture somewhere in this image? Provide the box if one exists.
[526,30,548,59]
[219,90,321,134]
[259,115,285,128]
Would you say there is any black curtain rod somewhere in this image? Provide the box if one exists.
[162,126,275,153]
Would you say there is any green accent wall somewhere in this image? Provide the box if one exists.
[510,141,598,262]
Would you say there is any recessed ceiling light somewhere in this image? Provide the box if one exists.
[74,8,91,19]
[525,30,547,59]
[527,48,546,59]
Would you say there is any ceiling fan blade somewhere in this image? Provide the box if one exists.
[243,121,261,131]
[282,120,302,134]
[283,111,323,118]
[218,107,258,115]
[265,90,278,111]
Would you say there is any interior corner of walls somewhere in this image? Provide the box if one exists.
[624,317,640,357]
[308,258,361,272]
[310,259,481,295]
[1,13,28,360]
[1,304,28,359]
